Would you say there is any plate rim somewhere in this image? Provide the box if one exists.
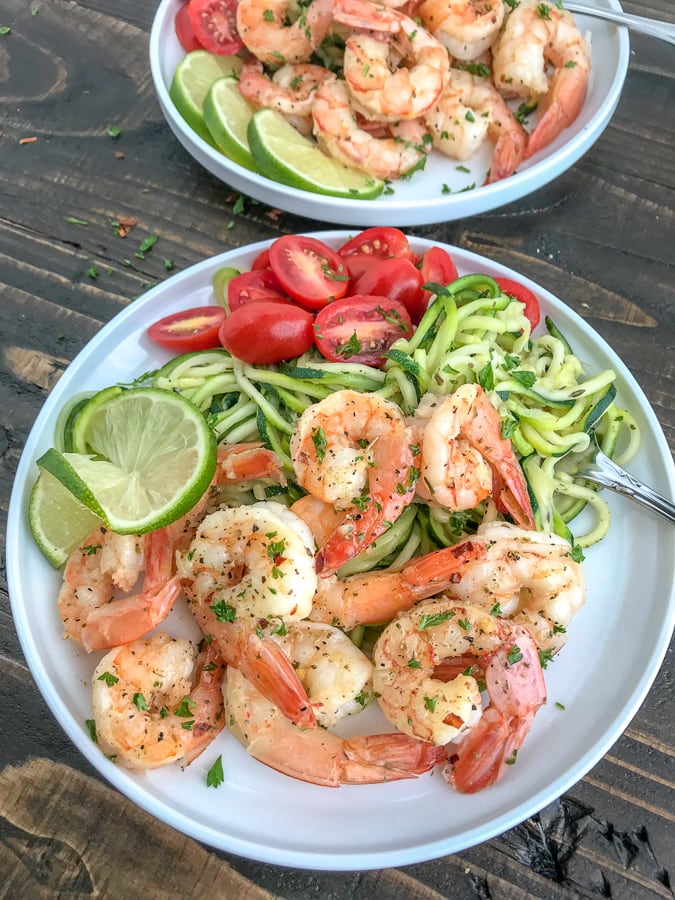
[8,232,675,870]
[147,0,631,226]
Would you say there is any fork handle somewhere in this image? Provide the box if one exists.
[564,2,675,45]
[581,455,675,525]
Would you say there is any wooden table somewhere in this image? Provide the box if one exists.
[1,0,673,896]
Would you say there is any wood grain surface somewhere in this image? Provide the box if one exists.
[0,0,673,897]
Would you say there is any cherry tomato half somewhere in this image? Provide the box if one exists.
[147,306,227,352]
[341,252,381,284]
[494,276,541,329]
[268,235,349,309]
[416,245,460,318]
[187,0,243,55]
[352,257,426,325]
[338,227,415,262]
[313,295,413,367]
[250,248,271,270]
[218,301,315,364]
[175,3,204,52]
[227,269,290,310]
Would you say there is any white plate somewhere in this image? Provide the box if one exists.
[149,0,629,226]
[8,234,675,870]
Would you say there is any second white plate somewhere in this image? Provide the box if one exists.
[149,0,630,226]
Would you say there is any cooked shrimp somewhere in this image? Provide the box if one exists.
[443,519,586,653]
[335,0,450,121]
[413,385,535,529]
[312,77,431,180]
[260,620,375,727]
[424,69,527,183]
[418,0,505,60]
[236,0,333,67]
[290,389,418,576]
[310,538,485,630]
[491,0,591,159]
[373,599,546,792]
[91,632,225,771]
[225,660,445,786]
[58,526,182,653]
[238,61,332,136]
[179,502,319,728]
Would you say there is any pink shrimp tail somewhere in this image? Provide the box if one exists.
[238,633,317,729]
[217,442,286,484]
[340,733,446,784]
[525,69,588,160]
[444,624,546,792]
[485,127,527,184]
[81,575,182,653]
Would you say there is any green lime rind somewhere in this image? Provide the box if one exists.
[170,50,243,146]
[247,108,385,200]
[203,76,257,171]
[71,385,125,454]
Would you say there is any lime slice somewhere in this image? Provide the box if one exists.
[70,385,125,454]
[37,387,217,534]
[247,108,385,200]
[170,50,243,145]
[203,77,257,171]
[29,469,104,568]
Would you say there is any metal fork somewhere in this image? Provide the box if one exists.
[564,1,675,45]
[577,437,675,524]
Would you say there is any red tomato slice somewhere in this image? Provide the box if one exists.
[218,301,315,364]
[313,295,413,367]
[268,235,349,309]
[250,248,271,270]
[494,276,541,329]
[227,269,290,310]
[417,245,460,317]
[187,0,243,55]
[351,257,427,325]
[147,306,226,352]
[338,227,415,262]
[175,3,204,51]
[340,252,382,287]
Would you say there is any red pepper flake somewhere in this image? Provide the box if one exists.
[19,136,38,145]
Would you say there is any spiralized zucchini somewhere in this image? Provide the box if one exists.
[151,275,640,555]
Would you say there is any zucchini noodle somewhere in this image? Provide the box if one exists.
[150,274,640,557]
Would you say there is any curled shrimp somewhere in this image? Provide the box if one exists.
[58,526,182,653]
[418,0,505,60]
[373,599,546,792]
[225,628,445,786]
[443,519,586,653]
[424,69,527,183]
[238,60,332,136]
[236,0,333,67]
[91,632,225,771]
[491,0,591,159]
[335,0,451,121]
[312,77,431,180]
[179,501,319,728]
[413,385,535,529]
[290,389,418,576]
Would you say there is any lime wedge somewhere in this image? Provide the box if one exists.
[170,50,243,145]
[247,108,385,200]
[204,76,257,171]
[37,387,217,534]
[29,469,104,568]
